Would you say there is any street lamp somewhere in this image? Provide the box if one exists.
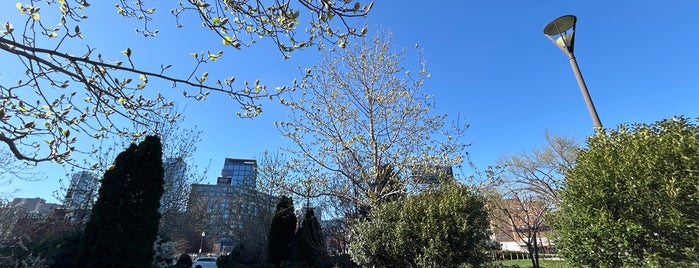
[544,15,603,129]
[199,231,205,256]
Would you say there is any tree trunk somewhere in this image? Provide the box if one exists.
[529,232,540,268]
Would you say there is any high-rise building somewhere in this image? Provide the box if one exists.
[64,171,99,210]
[187,157,277,254]
[161,157,188,213]
[219,158,257,188]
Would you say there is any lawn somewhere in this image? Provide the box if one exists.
[490,259,571,268]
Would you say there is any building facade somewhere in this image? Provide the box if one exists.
[412,165,454,184]
[187,158,277,255]
[489,197,553,253]
[161,157,188,213]
[63,171,99,222]
[1,198,70,245]
[220,158,257,188]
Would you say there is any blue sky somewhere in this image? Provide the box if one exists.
[2,1,699,202]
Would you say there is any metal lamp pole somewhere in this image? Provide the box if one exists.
[199,231,205,256]
[544,15,603,129]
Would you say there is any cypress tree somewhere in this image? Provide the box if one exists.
[78,136,164,268]
[292,208,326,267]
[267,196,297,265]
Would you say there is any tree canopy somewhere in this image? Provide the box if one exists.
[556,117,699,267]
[349,181,491,268]
[1,0,373,166]
[277,31,468,216]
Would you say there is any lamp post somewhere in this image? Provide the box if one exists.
[199,231,205,256]
[544,15,603,129]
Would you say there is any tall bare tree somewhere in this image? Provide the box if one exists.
[277,30,468,216]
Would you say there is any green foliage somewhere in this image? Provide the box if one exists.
[78,136,165,268]
[176,253,193,267]
[152,236,176,268]
[268,196,298,265]
[0,224,82,268]
[556,117,699,267]
[349,181,491,268]
[32,230,81,268]
[292,208,327,267]
[217,254,233,268]
[0,251,49,268]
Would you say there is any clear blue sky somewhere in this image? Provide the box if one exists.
[2,1,698,203]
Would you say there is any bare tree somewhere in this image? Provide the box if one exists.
[277,30,469,216]
[490,133,578,206]
[256,150,293,198]
[0,199,20,244]
[485,133,579,268]
[0,150,41,188]
[485,189,549,268]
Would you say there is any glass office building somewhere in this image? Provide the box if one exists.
[220,158,257,189]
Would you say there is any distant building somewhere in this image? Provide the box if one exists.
[161,157,188,213]
[297,204,323,223]
[489,198,553,253]
[220,158,257,188]
[187,158,277,254]
[412,165,454,184]
[10,197,62,220]
[63,171,99,210]
[321,218,348,256]
[2,198,72,245]
[63,171,99,222]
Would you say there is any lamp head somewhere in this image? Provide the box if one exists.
[544,15,577,54]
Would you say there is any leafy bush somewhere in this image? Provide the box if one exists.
[349,182,491,267]
[556,117,699,267]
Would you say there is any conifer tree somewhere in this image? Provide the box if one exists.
[78,136,164,268]
[292,208,326,267]
[267,196,297,265]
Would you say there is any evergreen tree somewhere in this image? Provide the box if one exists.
[267,196,297,265]
[292,208,327,267]
[78,136,164,268]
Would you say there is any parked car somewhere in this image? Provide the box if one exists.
[191,257,217,268]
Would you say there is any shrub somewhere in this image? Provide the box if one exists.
[349,182,491,267]
[175,253,192,268]
[557,117,699,267]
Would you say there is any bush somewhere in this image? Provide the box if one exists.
[217,253,254,268]
[175,253,192,268]
[153,236,176,268]
[556,117,699,267]
[349,182,491,267]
